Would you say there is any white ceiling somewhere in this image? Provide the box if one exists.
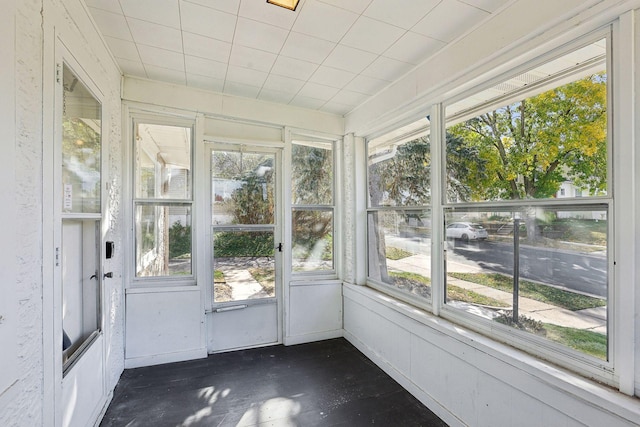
[86,0,512,116]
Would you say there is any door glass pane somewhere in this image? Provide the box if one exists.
[62,219,100,365]
[213,230,275,303]
[62,65,101,213]
[135,205,192,277]
[134,123,192,200]
[211,151,274,225]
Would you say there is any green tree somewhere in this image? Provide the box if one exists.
[448,73,607,201]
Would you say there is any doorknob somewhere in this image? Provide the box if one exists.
[104,272,113,279]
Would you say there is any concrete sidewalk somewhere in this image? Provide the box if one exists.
[387,254,607,334]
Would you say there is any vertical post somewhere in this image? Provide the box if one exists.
[513,218,520,323]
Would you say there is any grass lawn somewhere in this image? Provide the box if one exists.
[248,267,275,296]
[386,247,414,260]
[389,271,508,307]
[544,323,607,360]
[448,272,605,311]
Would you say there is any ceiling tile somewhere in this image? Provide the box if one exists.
[262,74,306,95]
[363,0,440,29]
[229,45,277,73]
[316,0,372,14]
[297,82,339,101]
[292,1,358,43]
[233,17,289,54]
[226,65,268,87]
[180,1,237,42]
[280,32,336,64]
[104,36,140,62]
[116,58,147,77]
[128,18,183,52]
[289,95,326,110]
[330,89,368,105]
[322,45,377,74]
[309,66,356,88]
[361,56,412,81]
[239,0,299,30]
[186,74,225,92]
[145,65,186,84]
[185,55,227,79]
[224,81,261,98]
[412,0,490,43]
[85,0,122,14]
[341,16,405,54]
[183,32,232,63]
[383,31,445,64]
[271,56,318,81]
[344,74,388,95]
[138,45,185,71]
[460,0,511,13]
[120,0,180,28]
[88,8,132,41]
[258,89,295,104]
[182,0,240,15]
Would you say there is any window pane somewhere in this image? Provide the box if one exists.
[368,134,431,207]
[62,219,101,365]
[292,209,333,271]
[291,141,333,205]
[62,64,101,213]
[367,210,431,301]
[445,39,607,203]
[445,206,607,360]
[212,150,274,225]
[213,230,275,303]
[135,204,191,277]
[135,123,192,200]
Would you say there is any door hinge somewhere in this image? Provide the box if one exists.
[55,247,60,267]
[56,63,62,84]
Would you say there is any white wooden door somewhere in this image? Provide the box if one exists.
[206,145,282,352]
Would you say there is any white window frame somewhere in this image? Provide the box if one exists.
[363,24,635,389]
[128,112,197,288]
[287,129,342,280]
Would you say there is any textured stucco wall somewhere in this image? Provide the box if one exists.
[0,0,124,425]
[0,0,46,426]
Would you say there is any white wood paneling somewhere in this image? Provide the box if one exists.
[125,288,206,366]
[343,284,640,427]
[288,283,342,339]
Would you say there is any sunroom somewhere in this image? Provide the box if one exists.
[2,0,640,426]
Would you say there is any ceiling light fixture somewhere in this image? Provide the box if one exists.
[267,0,299,11]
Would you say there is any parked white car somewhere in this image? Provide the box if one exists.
[446,222,488,241]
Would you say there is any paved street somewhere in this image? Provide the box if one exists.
[385,235,607,298]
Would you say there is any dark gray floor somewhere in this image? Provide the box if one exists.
[100,338,448,426]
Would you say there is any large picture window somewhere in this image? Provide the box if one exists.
[443,37,609,363]
[133,122,193,278]
[365,35,612,372]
